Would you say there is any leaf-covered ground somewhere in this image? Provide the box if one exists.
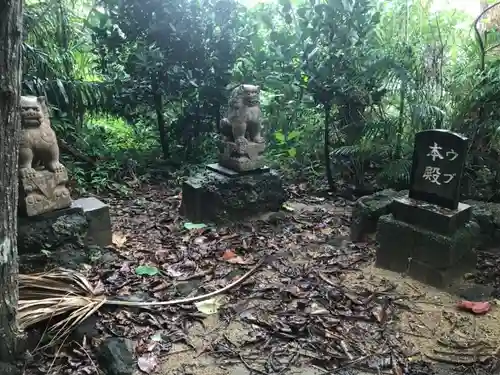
[29,183,500,375]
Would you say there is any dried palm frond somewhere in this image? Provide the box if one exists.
[18,259,265,347]
[19,269,107,346]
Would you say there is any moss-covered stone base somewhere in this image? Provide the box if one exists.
[376,214,479,288]
[18,208,89,273]
[350,189,408,242]
[180,166,287,223]
[466,199,500,250]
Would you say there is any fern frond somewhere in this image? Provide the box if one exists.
[378,158,412,184]
[331,145,363,157]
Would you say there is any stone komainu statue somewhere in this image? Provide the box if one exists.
[18,96,71,217]
[219,84,264,146]
[19,96,65,178]
[218,84,266,172]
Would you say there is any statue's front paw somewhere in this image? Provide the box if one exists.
[49,161,65,173]
[20,167,36,179]
[253,135,265,143]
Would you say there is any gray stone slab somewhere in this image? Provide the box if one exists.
[180,168,287,223]
[206,163,270,177]
[391,196,472,235]
[72,197,112,247]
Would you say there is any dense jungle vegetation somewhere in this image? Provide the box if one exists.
[23,0,500,200]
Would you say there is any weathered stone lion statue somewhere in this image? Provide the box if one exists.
[220,84,264,145]
[18,96,71,216]
[19,96,65,178]
[218,84,266,172]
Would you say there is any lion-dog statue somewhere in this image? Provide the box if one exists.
[218,84,266,172]
[18,96,71,216]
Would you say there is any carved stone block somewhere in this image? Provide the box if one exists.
[391,196,472,235]
[18,209,88,273]
[376,213,479,288]
[218,141,266,172]
[71,197,112,247]
[180,165,287,223]
[19,169,71,217]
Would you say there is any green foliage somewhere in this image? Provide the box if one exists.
[24,0,108,120]
[24,0,500,197]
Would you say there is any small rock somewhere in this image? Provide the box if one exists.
[98,337,135,375]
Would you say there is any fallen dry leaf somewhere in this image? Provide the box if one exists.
[112,232,128,248]
[155,249,169,263]
[137,354,158,374]
[226,255,250,264]
[222,249,236,260]
[372,304,388,324]
[195,296,225,315]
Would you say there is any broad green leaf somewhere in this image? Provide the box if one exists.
[288,147,297,157]
[288,130,301,140]
[274,131,285,143]
[184,222,207,230]
[135,265,160,276]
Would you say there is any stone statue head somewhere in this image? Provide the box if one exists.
[236,84,260,107]
[20,96,48,128]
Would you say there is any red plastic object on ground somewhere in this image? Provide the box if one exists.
[456,300,491,314]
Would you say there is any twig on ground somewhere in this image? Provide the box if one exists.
[340,340,354,360]
[425,353,478,365]
[330,354,374,373]
[433,348,489,357]
[116,256,266,306]
[399,330,433,339]
[437,338,489,350]
[318,272,338,287]
[178,268,214,281]
[238,353,266,375]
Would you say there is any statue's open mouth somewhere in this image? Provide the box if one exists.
[22,118,41,127]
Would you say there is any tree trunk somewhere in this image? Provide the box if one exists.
[324,104,334,191]
[0,0,23,361]
[152,83,169,159]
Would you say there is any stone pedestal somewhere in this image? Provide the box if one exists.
[350,189,408,242]
[180,163,287,223]
[18,207,89,273]
[19,169,71,217]
[218,141,266,172]
[391,197,472,235]
[71,197,112,247]
[376,197,480,288]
